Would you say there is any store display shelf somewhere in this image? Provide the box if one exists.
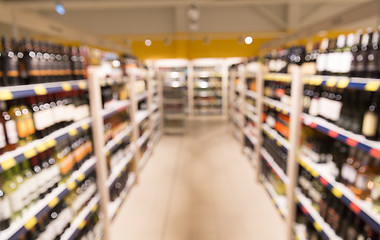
[194,91,222,97]
[135,110,149,125]
[137,130,152,148]
[109,173,136,220]
[99,76,126,87]
[195,109,222,115]
[107,149,134,189]
[264,73,292,82]
[245,103,256,114]
[164,113,186,120]
[136,91,149,102]
[302,114,380,159]
[246,90,257,99]
[298,154,380,234]
[244,128,258,146]
[138,144,153,170]
[194,73,222,78]
[101,100,131,119]
[0,157,96,240]
[244,146,253,158]
[0,80,88,101]
[245,111,258,124]
[263,97,290,116]
[0,117,91,174]
[153,112,161,122]
[296,189,342,240]
[104,126,133,155]
[263,96,380,158]
[262,123,291,151]
[294,224,307,240]
[233,116,243,129]
[151,103,159,113]
[60,195,100,240]
[260,148,288,184]
[264,73,380,91]
[260,176,288,219]
[153,131,161,144]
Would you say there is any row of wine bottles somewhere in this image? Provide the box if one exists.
[0,90,90,155]
[298,166,380,239]
[106,136,131,175]
[109,161,132,202]
[0,128,93,231]
[265,26,380,78]
[104,111,130,145]
[264,80,380,141]
[0,36,86,86]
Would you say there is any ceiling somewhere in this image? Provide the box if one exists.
[0,0,379,55]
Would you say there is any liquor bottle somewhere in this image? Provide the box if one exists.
[362,92,379,139]
[1,36,19,86]
[8,165,25,219]
[19,38,40,84]
[309,86,320,117]
[340,33,355,76]
[32,39,43,84]
[350,30,363,77]
[351,154,374,200]
[356,30,372,78]
[0,186,11,230]
[40,41,50,83]
[326,38,337,75]
[366,28,380,78]
[302,42,317,75]
[345,216,363,240]
[47,43,57,82]
[341,148,358,185]
[316,38,329,75]
[325,196,345,232]
[349,91,370,134]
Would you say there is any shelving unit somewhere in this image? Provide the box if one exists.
[0,58,162,240]
[230,61,380,239]
[156,59,188,135]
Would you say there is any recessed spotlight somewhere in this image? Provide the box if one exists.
[245,36,253,45]
[145,39,152,46]
[55,3,65,15]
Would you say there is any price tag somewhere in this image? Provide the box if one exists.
[67,181,77,191]
[46,139,57,148]
[34,85,48,95]
[78,220,86,229]
[313,222,322,232]
[24,148,37,159]
[62,83,72,91]
[69,128,78,136]
[25,217,38,230]
[365,81,380,91]
[77,173,85,182]
[337,78,350,88]
[82,123,90,130]
[36,144,47,153]
[332,187,343,198]
[1,158,16,171]
[0,90,13,100]
[78,81,87,90]
[48,197,59,208]
[326,77,337,87]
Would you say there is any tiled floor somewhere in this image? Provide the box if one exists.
[111,120,286,240]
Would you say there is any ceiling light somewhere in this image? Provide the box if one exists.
[189,21,199,32]
[245,36,253,45]
[145,39,152,46]
[55,3,65,15]
[188,4,200,21]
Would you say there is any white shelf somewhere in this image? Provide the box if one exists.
[0,157,96,240]
[151,103,159,113]
[108,174,136,220]
[137,130,152,148]
[261,176,288,218]
[246,90,257,99]
[136,91,149,102]
[244,128,258,146]
[135,110,149,125]
[60,195,100,240]
[260,148,288,184]
[104,126,133,152]
[101,100,131,119]
[245,102,256,114]
[262,123,291,150]
[295,189,342,240]
[106,149,134,188]
[245,111,258,124]
[138,146,153,170]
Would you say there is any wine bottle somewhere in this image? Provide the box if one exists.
[356,30,372,78]
[362,92,379,139]
[339,33,355,76]
[1,36,19,86]
[351,154,373,200]
[350,30,363,77]
[316,38,329,75]
[366,28,380,78]
[326,37,337,75]
[0,186,11,230]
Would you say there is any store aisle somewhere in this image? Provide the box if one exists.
[111,120,286,240]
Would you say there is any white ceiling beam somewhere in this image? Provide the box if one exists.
[0,2,129,53]
[9,0,372,10]
[253,6,287,30]
[287,2,300,30]
[261,0,380,50]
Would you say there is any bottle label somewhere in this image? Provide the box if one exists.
[17,178,32,207]
[371,183,380,200]
[0,194,12,220]
[341,164,357,184]
[0,124,7,148]
[8,187,25,212]
[16,119,30,138]
[329,100,343,122]
[65,104,75,122]
[362,112,378,137]
[33,110,48,131]
[340,52,353,74]
[5,120,19,144]
[355,174,370,191]
[318,97,330,119]
[316,54,327,72]
[309,98,319,116]
[60,154,75,176]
